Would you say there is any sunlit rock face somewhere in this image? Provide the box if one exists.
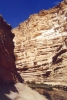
[12,1,67,83]
[0,15,18,84]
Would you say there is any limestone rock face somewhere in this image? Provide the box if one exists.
[0,15,17,84]
[12,1,67,83]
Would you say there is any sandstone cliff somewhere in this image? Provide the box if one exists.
[0,15,20,84]
[12,1,67,83]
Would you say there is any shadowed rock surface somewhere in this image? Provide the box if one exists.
[0,15,24,84]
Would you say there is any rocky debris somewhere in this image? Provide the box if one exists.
[43,81,67,91]
[0,15,23,85]
[12,1,67,83]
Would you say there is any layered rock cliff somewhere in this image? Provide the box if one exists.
[12,1,67,83]
[0,15,18,84]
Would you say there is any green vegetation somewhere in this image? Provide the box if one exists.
[26,81,52,91]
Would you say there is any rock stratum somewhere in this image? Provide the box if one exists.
[12,1,67,84]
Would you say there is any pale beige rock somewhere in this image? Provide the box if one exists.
[12,1,67,84]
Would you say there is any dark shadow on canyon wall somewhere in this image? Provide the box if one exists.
[43,92,52,100]
[0,15,24,100]
[12,32,24,83]
[0,84,18,100]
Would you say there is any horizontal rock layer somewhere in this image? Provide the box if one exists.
[12,1,67,83]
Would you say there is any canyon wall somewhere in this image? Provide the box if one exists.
[0,15,18,84]
[12,1,67,83]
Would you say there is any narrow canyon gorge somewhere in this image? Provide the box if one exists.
[0,0,67,100]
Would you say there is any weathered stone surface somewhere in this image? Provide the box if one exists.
[12,1,67,83]
[0,15,18,84]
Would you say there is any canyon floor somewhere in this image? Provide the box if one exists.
[0,83,47,100]
[1,83,67,100]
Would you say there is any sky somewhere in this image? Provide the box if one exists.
[0,0,63,28]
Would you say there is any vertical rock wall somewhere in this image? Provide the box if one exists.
[0,15,17,84]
